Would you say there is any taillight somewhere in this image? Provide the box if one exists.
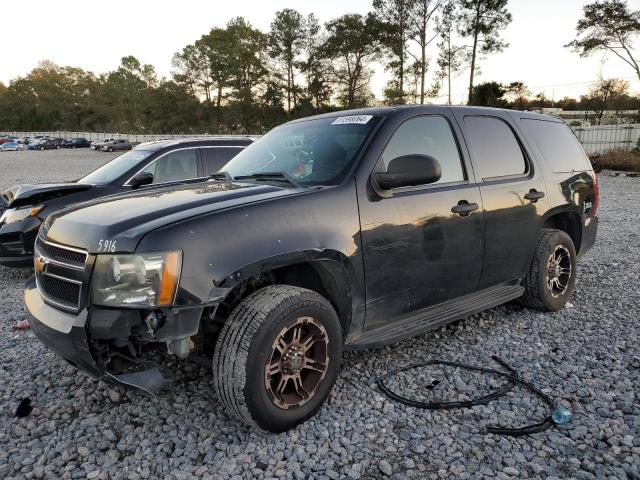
[591,171,599,216]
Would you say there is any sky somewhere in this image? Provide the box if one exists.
[1,0,638,104]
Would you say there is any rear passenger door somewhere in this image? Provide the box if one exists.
[201,147,245,175]
[452,109,549,289]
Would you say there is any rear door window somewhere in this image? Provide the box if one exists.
[202,147,244,175]
[520,119,591,173]
[463,116,527,180]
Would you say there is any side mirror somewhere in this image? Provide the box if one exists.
[129,172,154,188]
[373,154,442,190]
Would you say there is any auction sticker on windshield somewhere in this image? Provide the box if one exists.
[331,115,373,125]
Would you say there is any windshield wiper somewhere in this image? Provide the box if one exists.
[233,172,299,187]
[208,171,234,181]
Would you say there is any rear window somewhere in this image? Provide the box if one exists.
[520,119,590,173]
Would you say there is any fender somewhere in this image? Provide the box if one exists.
[136,181,367,335]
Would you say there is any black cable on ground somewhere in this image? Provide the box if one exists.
[377,355,555,437]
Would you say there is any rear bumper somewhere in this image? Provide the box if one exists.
[0,217,40,267]
[0,255,33,267]
[578,215,598,259]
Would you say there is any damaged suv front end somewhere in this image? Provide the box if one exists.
[26,232,201,396]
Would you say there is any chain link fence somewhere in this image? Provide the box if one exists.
[571,124,640,155]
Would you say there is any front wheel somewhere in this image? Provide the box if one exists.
[520,228,577,311]
[213,285,343,432]
[39,146,44,151]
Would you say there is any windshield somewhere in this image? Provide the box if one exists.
[224,115,381,186]
[79,150,154,184]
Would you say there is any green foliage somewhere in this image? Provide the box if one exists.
[320,14,385,108]
[566,0,640,81]
[469,81,507,107]
[3,4,638,134]
[457,0,512,104]
[270,9,307,112]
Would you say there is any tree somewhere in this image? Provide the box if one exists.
[321,14,384,108]
[567,0,640,82]
[298,14,332,110]
[469,81,507,106]
[270,9,307,112]
[374,0,415,103]
[504,81,530,110]
[457,0,512,104]
[432,1,468,104]
[581,77,630,124]
[172,43,213,101]
[408,0,444,103]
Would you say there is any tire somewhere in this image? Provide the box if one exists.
[39,146,44,151]
[520,228,577,311]
[213,285,343,432]
[107,147,113,152]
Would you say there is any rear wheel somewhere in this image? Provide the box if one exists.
[520,228,576,311]
[107,147,114,152]
[39,146,44,151]
[213,285,343,432]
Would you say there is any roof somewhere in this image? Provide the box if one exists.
[286,105,561,124]
[135,136,259,151]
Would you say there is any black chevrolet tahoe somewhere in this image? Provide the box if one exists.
[25,106,598,432]
[0,137,254,267]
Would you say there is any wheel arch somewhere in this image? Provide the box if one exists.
[212,250,358,336]
[541,207,583,253]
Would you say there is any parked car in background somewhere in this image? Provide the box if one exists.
[100,139,137,152]
[0,141,26,151]
[27,139,46,150]
[0,136,256,266]
[91,139,115,150]
[0,136,15,145]
[30,138,66,150]
[63,138,91,149]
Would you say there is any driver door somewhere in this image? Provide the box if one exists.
[359,114,484,330]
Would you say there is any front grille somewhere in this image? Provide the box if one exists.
[35,237,87,266]
[38,274,81,309]
[35,238,88,312]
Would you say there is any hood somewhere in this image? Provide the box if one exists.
[44,181,308,253]
[1,183,95,209]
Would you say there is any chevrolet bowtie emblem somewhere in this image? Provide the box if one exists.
[34,256,48,273]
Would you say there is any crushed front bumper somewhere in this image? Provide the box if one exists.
[24,277,171,396]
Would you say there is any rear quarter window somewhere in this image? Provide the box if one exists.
[519,119,591,173]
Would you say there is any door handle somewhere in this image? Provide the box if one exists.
[524,189,545,203]
[451,200,479,216]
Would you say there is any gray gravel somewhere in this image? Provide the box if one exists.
[1,152,638,479]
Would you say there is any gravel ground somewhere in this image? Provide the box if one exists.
[0,152,638,480]
[0,149,117,189]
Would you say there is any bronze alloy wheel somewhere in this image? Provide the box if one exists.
[547,245,572,298]
[265,316,330,410]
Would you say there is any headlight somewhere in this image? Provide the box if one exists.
[91,250,182,308]
[0,205,44,224]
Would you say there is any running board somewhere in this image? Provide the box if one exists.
[346,283,524,350]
